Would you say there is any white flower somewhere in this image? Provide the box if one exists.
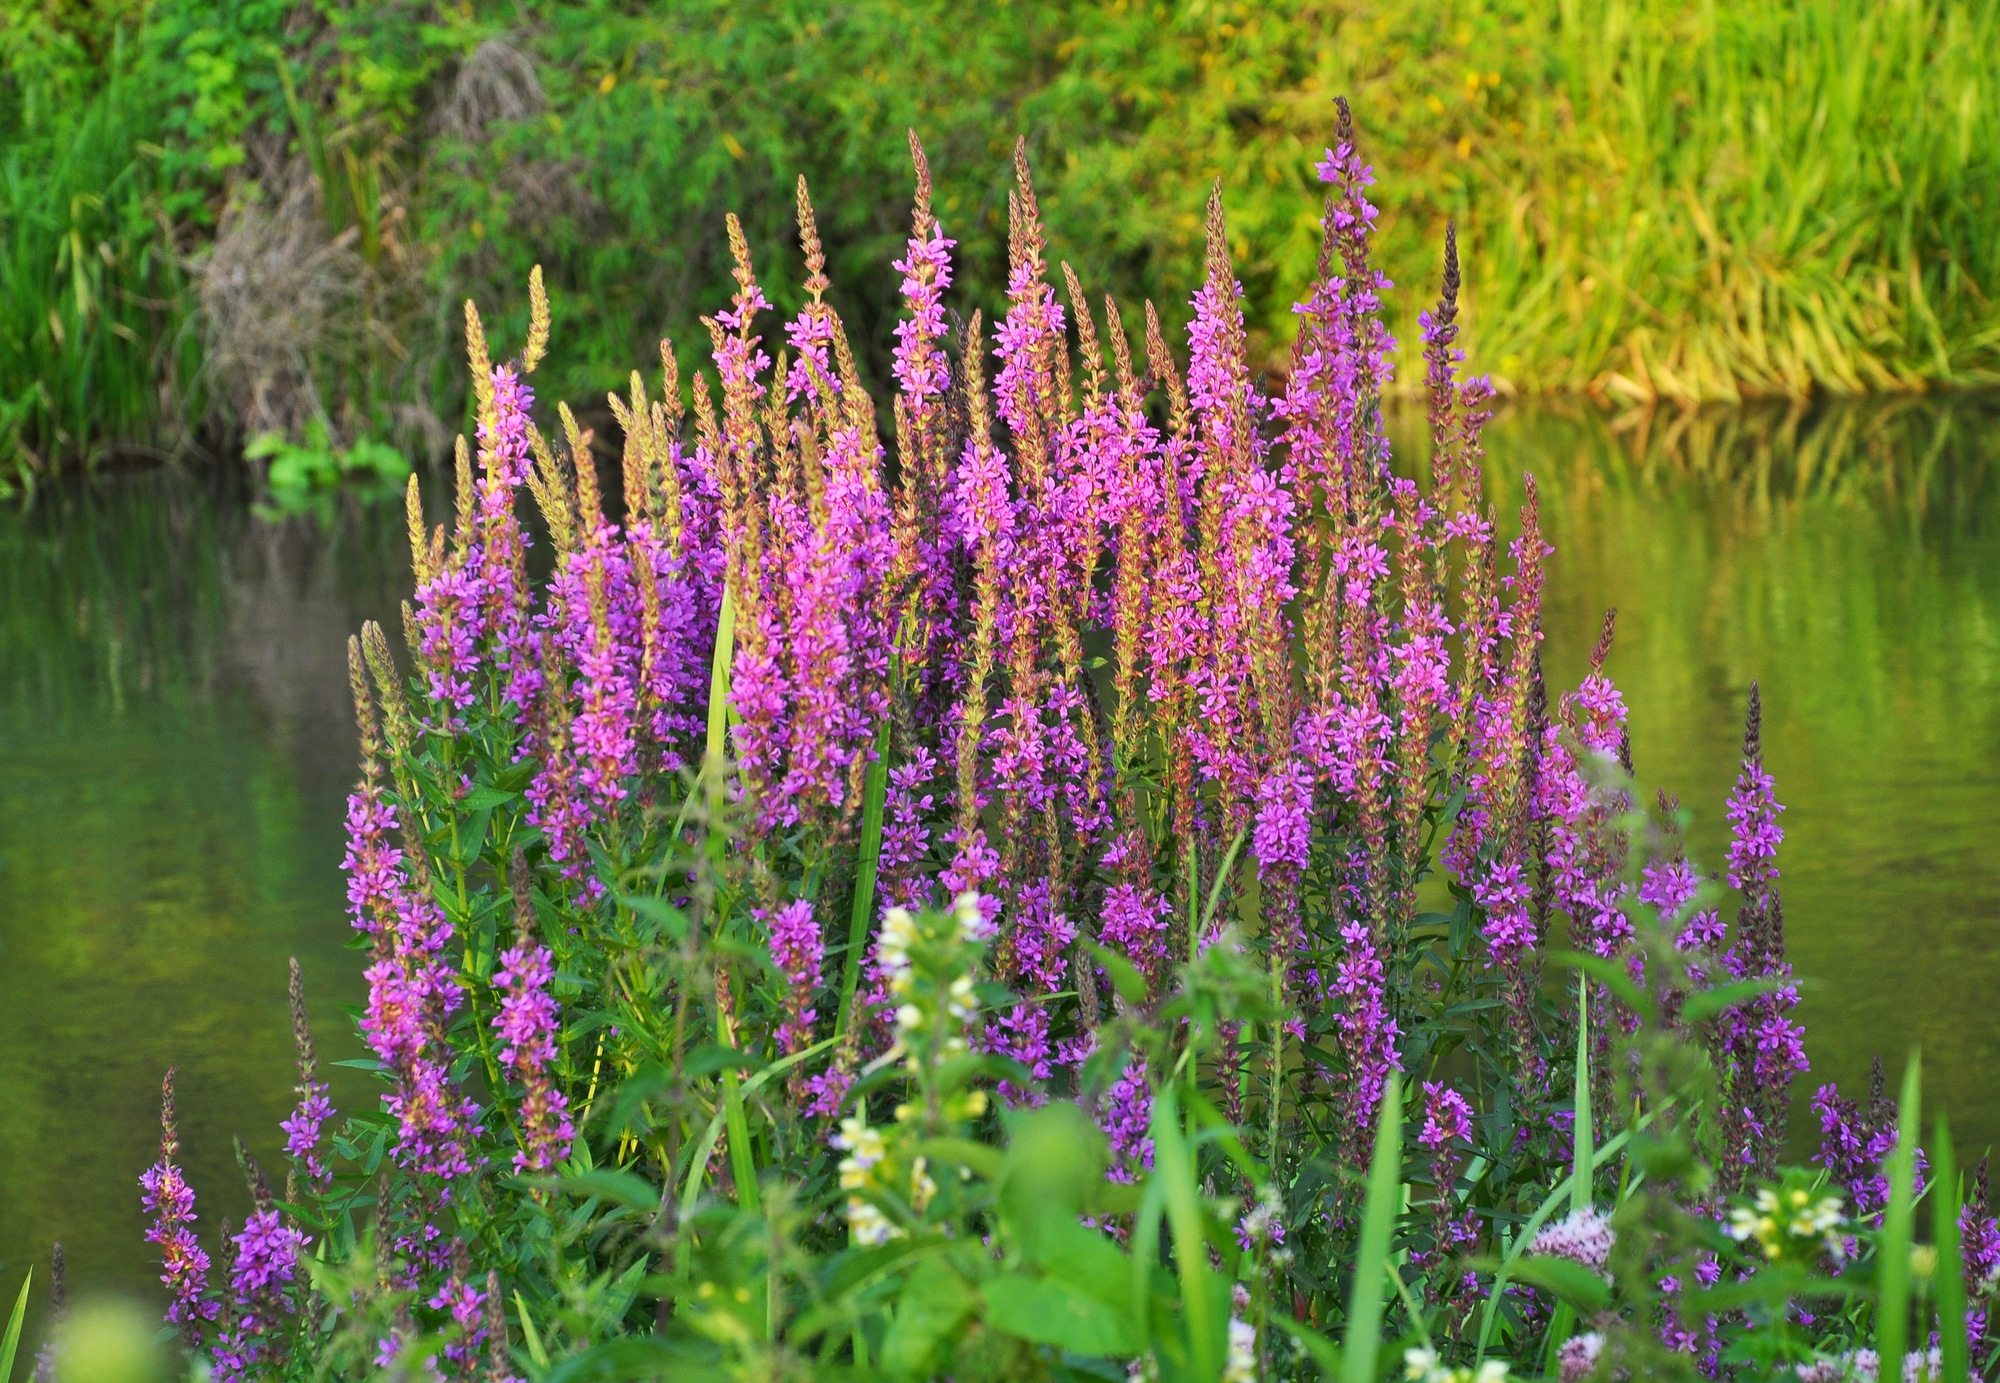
[1728,1185,1846,1260]
[845,1196,899,1247]
[1221,1317,1257,1383]
[879,907,917,976]
[1795,1346,1938,1383]
[1406,1344,1509,1383]
[835,1117,886,1190]
[953,891,993,941]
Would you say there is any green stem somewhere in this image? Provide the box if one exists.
[703,591,737,814]
[1201,825,1249,935]
[836,720,890,1039]
[1186,839,1199,966]
[720,1039,761,1216]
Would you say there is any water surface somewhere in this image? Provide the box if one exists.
[1,398,1996,1321]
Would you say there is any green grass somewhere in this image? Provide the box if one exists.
[0,32,198,489]
[3,0,1997,477]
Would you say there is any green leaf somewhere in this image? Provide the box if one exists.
[1342,1071,1402,1383]
[560,1170,660,1210]
[454,805,494,865]
[460,785,518,812]
[1877,1052,1921,1372]
[1547,950,1647,1015]
[1677,975,1794,1026]
[1199,825,1249,933]
[244,430,286,460]
[1935,1114,1970,1383]
[0,1268,30,1383]
[491,759,539,793]
[514,1290,549,1368]
[837,722,891,1039]
[1083,1178,1147,1217]
[1151,1088,1221,1379]
[1572,975,1594,1214]
[1040,1221,1139,1320]
[1085,942,1150,1007]
[1685,1268,1852,1315]
[982,1271,1141,1357]
[682,1043,754,1078]
[1000,1103,1109,1263]
[1510,1256,1612,1314]
[882,1257,976,1378]
[1271,1310,1343,1380]
[912,1137,1003,1181]
[821,1235,953,1303]
[541,1337,724,1383]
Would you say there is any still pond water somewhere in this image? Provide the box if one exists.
[3,398,1998,1313]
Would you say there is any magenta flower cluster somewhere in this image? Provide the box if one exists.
[138,112,1841,1379]
[139,1070,215,1343]
[493,916,575,1175]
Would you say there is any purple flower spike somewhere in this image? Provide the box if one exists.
[1715,682,1803,1184]
[493,865,575,1174]
[767,898,825,1061]
[280,958,334,1195]
[1333,920,1401,1135]
[140,1068,216,1343]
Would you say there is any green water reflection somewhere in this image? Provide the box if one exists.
[0,477,406,1312]
[1482,398,2000,1161]
[0,398,1995,1321]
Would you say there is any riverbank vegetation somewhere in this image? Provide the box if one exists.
[9,112,1975,1382]
[3,0,1997,488]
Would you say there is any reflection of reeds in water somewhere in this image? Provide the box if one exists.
[1472,397,2000,536]
[0,478,409,1305]
[0,474,409,743]
[1453,397,2000,1160]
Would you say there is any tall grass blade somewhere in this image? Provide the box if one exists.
[0,1267,30,1383]
[1877,1051,1922,1373]
[701,591,737,810]
[1545,978,1594,1374]
[1934,1114,1969,1383]
[1343,1071,1402,1383]
[836,721,889,1038]
[1572,976,1593,1211]
[1199,826,1249,935]
[1150,1086,1221,1380]
[719,1064,760,1216]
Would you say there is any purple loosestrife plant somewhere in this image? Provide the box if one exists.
[141,1069,215,1344]
[493,853,575,1174]
[279,959,333,1196]
[213,1152,308,1383]
[131,112,1890,1383]
[1420,1082,1479,1288]
[1715,682,1806,1187]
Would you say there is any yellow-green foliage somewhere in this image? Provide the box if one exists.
[1008,0,2000,400]
[3,0,1997,478]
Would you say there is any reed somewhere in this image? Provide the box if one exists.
[0,34,197,491]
